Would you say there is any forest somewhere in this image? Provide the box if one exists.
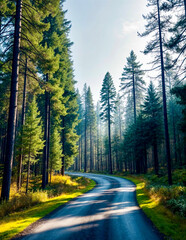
[0,0,185,239]
[0,0,185,218]
[72,0,186,182]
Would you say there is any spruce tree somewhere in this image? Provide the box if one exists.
[49,127,62,182]
[143,82,163,175]
[100,72,116,174]
[86,87,96,172]
[17,96,44,193]
[139,0,173,184]
[120,50,145,124]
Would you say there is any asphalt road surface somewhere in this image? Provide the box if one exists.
[15,173,163,240]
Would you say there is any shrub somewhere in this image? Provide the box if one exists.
[147,185,185,202]
[0,191,48,218]
[167,197,186,218]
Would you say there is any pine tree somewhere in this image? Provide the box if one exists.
[143,82,163,175]
[49,127,62,182]
[17,96,44,193]
[100,72,116,174]
[86,87,96,172]
[76,89,84,171]
[162,0,185,80]
[120,50,145,124]
[139,0,173,184]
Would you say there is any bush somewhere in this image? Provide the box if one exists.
[0,175,91,218]
[147,185,185,202]
[0,191,48,218]
[167,197,186,218]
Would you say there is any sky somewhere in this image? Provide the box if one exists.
[64,0,151,102]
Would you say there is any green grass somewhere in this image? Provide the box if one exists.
[115,175,186,240]
[0,176,96,240]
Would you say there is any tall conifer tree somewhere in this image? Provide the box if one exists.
[100,72,116,174]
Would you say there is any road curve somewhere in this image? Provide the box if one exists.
[14,172,163,240]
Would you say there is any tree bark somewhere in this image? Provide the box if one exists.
[84,112,87,172]
[61,116,65,176]
[1,0,22,201]
[108,97,112,174]
[157,0,172,184]
[90,126,93,172]
[132,71,136,124]
[42,73,49,189]
[26,153,31,194]
[17,56,27,191]
[46,95,50,184]
[153,139,159,175]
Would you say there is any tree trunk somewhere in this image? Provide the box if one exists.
[153,139,159,175]
[1,0,22,201]
[26,153,31,194]
[78,138,81,171]
[90,126,93,172]
[17,56,27,191]
[84,117,87,172]
[61,117,65,176]
[46,95,50,184]
[157,0,172,185]
[42,73,50,189]
[108,98,112,174]
[80,133,83,170]
[132,72,136,124]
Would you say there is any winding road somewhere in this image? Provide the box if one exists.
[15,173,163,240]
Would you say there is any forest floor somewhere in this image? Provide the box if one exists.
[113,169,186,240]
[0,175,96,240]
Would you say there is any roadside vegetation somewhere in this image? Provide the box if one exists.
[115,169,186,240]
[0,175,96,240]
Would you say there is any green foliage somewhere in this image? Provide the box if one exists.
[167,197,186,217]
[147,185,185,202]
[0,191,48,218]
[86,86,96,129]
[17,96,44,165]
[0,175,94,219]
[100,72,116,122]
[49,127,62,173]
[171,84,186,134]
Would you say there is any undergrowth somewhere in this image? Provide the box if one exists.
[0,175,96,240]
[0,175,91,219]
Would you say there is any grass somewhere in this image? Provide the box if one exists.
[116,174,186,240]
[0,175,96,240]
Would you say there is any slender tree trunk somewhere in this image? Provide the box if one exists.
[50,164,52,184]
[132,72,136,124]
[42,74,49,189]
[144,145,147,174]
[153,139,159,175]
[177,133,182,165]
[97,126,99,171]
[1,0,22,201]
[46,96,50,184]
[1,128,6,164]
[84,117,87,172]
[78,137,81,171]
[26,153,31,194]
[61,117,65,176]
[90,126,93,172]
[17,56,27,191]
[157,0,172,185]
[80,133,83,170]
[108,99,112,174]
